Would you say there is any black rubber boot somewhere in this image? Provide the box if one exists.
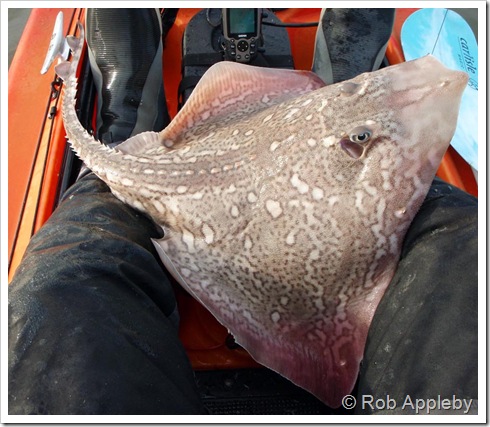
[86,8,170,146]
[312,8,395,84]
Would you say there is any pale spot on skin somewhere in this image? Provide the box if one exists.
[305,114,313,121]
[244,235,253,250]
[202,223,215,245]
[139,187,153,198]
[290,174,309,194]
[247,192,258,203]
[312,187,324,200]
[181,268,191,277]
[191,192,204,200]
[137,157,151,163]
[286,230,296,246]
[121,177,134,187]
[271,311,281,323]
[322,136,336,148]
[280,296,289,306]
[177,186,188,194]
[394,208,406,218]
[231,205,240,218]
[307,138,317,147]
[382,180,392,191]
[182,229,195,252]
[270,141,281,152]
[266,200,282,219]
[263,113,274,123]
[284,108,300,120]
[310,249,320,260]
[143,169,155,174]
[328,196,339,207]
[245,129,254,136]
[302,98,313,106]
[232,129,239,136]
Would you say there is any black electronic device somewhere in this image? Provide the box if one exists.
[221,8,262,63]
[180,9,293,106]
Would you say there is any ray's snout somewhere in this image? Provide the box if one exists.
[434,59,469,94]
[388,55,468,153]
[393,54,468,97]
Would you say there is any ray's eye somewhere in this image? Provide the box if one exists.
[340,125,374,159]
[349,127,372,143]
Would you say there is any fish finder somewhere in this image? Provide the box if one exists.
[222,8,262,63]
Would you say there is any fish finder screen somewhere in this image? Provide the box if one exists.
[228,9,257,37]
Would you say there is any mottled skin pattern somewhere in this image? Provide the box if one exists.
[56,25,467,407]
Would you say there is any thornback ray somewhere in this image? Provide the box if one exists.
[55,23,467,408]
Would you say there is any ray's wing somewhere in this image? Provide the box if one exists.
[118,62,325,155]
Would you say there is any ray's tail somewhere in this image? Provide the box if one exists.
[54,24,123,180]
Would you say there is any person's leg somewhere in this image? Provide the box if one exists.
[9,174,204,415]
[356,179,478,414]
